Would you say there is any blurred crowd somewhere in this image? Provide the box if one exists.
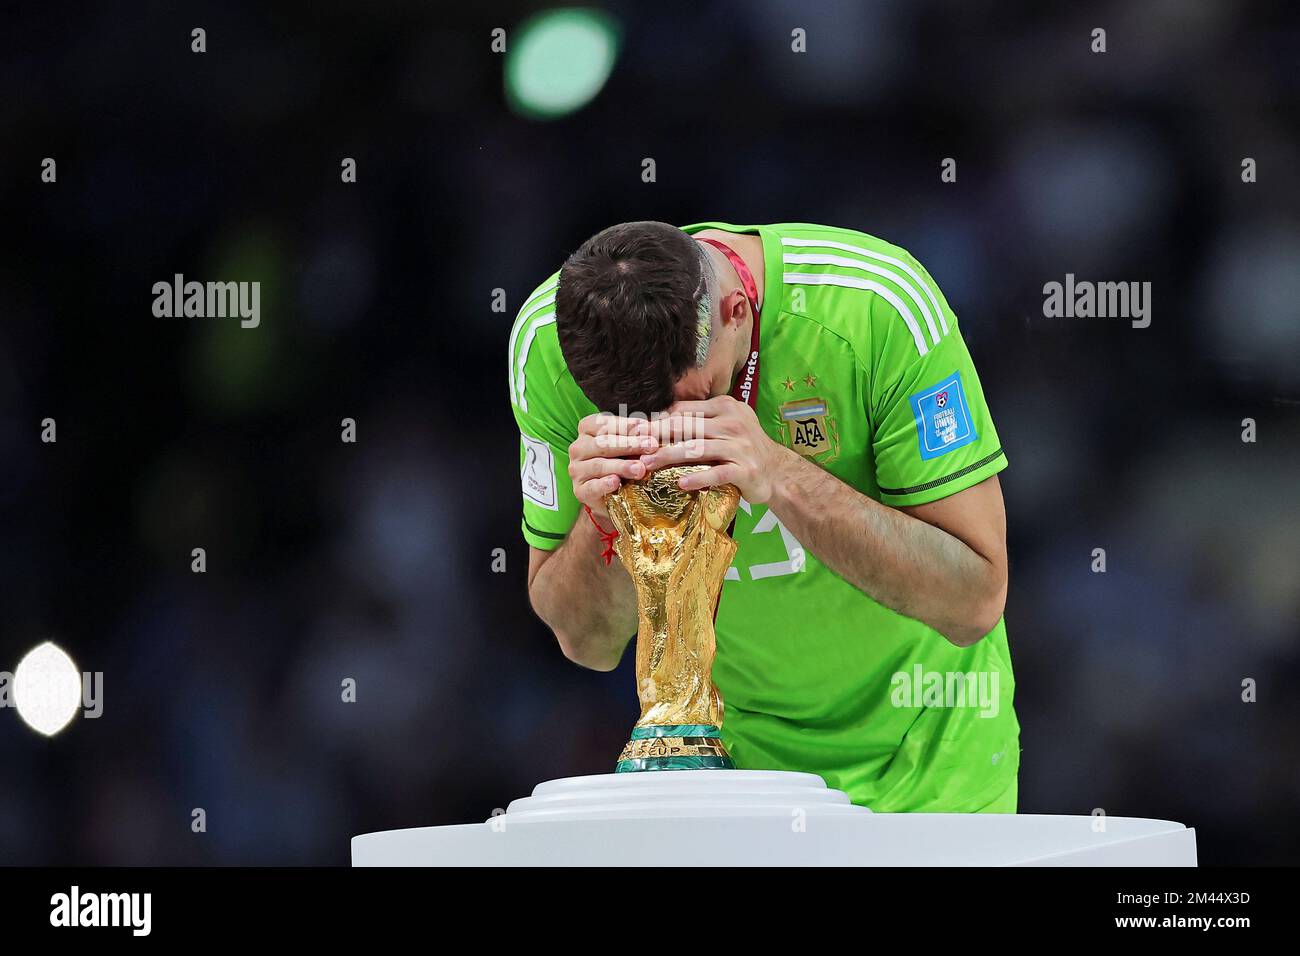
[0,0,1296,864]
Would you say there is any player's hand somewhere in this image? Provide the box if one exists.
[568,413,659,519]
[639,396,788,504]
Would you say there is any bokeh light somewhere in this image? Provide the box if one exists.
[13,642,82,737]
[505,9,620,120]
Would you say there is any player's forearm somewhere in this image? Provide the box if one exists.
[766,448,1004,646]
[528,515,638,671]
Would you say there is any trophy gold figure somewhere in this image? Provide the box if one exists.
[604,464,741,772]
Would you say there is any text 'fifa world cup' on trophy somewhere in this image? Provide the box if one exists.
[603,464,741,772]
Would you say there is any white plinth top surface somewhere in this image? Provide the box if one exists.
[352,770,1197,866]
[507,769,868,820]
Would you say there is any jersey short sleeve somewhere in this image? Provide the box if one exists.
[868,259,1007,507]
[507,274,594,550]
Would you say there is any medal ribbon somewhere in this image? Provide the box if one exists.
[696,237,764,620]
[697,237,762,410]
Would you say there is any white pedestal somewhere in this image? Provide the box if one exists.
[351,771,1197,866]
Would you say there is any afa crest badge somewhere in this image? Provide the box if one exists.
[779,397,837,461]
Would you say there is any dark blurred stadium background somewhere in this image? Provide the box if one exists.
[1,0,1297,864]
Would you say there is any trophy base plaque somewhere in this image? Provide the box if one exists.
[615,724,735,772]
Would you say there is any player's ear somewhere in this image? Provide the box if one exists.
[721,288,747,329]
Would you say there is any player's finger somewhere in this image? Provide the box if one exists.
[572,432,656,460]
[570,455,647,482]
[577,474,621,506]
[639,439,728,469]
[677,463,739,491]
[643,412,715,444]
[578,412,652,438]
[593,431,657,455]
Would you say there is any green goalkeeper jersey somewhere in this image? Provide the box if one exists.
[508,221,1019,812]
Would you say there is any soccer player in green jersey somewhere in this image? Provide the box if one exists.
[509,221,1018,812]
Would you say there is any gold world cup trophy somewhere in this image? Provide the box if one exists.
[604,464,741,772]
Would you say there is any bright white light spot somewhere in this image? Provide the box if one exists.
[14,641,82,737]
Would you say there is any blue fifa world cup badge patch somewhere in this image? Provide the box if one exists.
[909,371,977,460]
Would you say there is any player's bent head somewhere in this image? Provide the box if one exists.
[556,221,715,414]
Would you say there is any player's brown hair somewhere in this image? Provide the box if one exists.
[555,221,710,414]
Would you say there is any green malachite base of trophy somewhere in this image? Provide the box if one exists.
[603,465,742,774]
[615,724,735,772]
